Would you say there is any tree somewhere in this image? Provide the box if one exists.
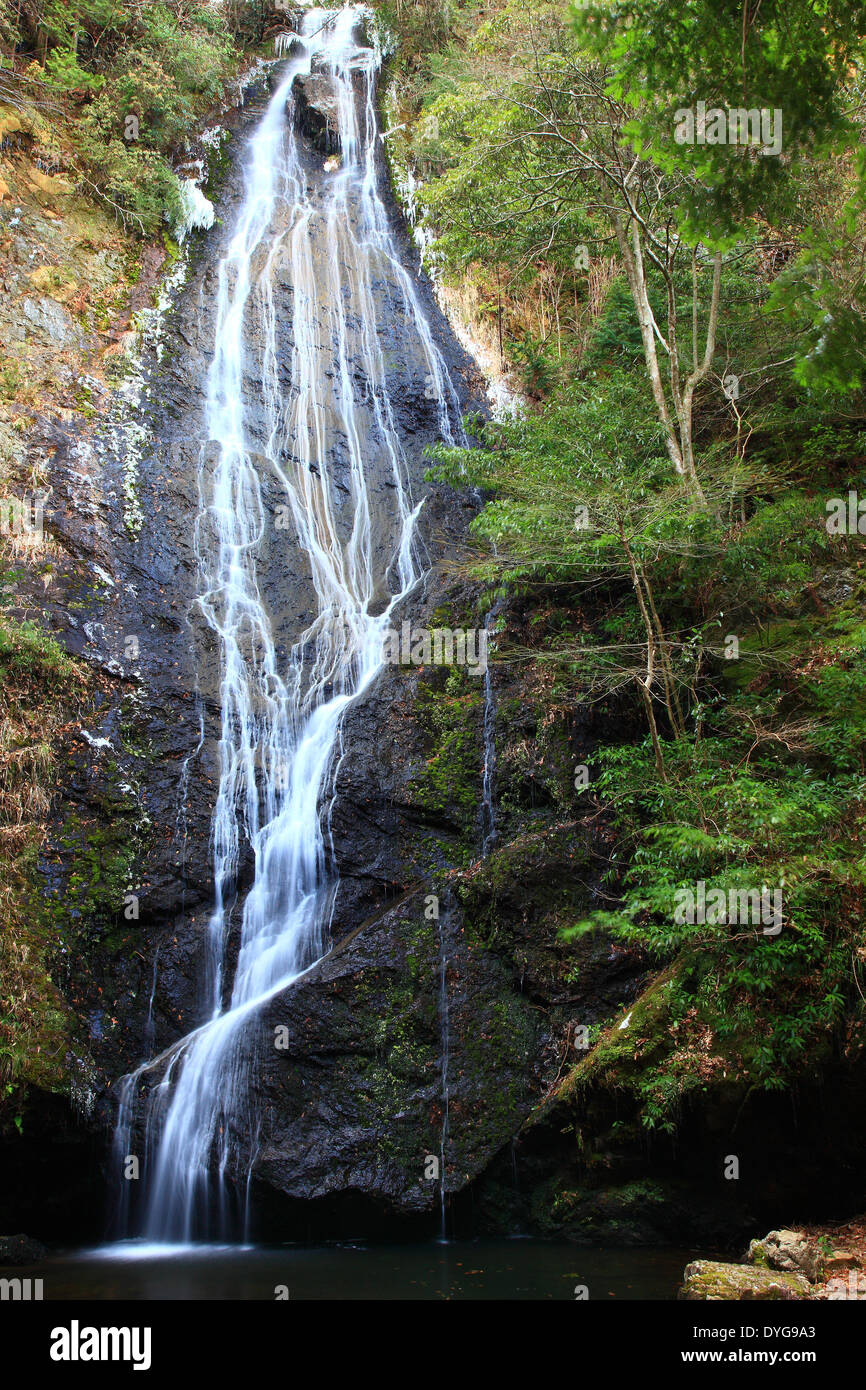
[419,7,722,496]
[577,0,866,236]
[577,0,866,395]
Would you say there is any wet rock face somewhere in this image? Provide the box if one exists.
[0,1234,47,1266]
[249,888,541,1223]
[292,72,343,153]
[9,61,636,1242]
[13,66,504,1228]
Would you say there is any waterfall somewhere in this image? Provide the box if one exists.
[113,6,464,1244]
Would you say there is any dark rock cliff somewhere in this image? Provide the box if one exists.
[0,60,592,1241]
[6,53,857,1253]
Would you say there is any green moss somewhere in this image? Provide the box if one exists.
[458,822,593,948]
[409,665,483,844]
[55,808,145,950]
[342,922,442,1172]
[203,129,234,198]
[680,1260,810,1300]
[0,620,92,1129]
[533,1175,670,1235]
[0,616,80,684]
[0,837,76,1115]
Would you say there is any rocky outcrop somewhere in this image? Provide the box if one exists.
[680,1222,866,1299]
[4,59,570,1240]
[0,1234,47,1266]
[292,71,343,153]
[747,1229,819,1281]
[247,885,542,1228]
[15,41,848,1253]
[680,1260,810,1300]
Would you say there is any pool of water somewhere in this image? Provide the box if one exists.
[12,1239,701,1300]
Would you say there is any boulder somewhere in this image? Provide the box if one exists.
[0,1233,47,1266]
[20,295,83,349]
[747,1228,819,1281]
[680,1259,809,1300]
[822,1251,860,1275]
[292,72,341,153]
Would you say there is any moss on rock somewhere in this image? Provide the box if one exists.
[680,1260,810,1300]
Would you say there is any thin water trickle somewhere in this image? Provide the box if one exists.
[480,598,503,857]
[113,6,465,1244]
[436,913,450,1242]
[143,946,160,1056]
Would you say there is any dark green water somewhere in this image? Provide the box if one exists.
[13,1240,701,1300]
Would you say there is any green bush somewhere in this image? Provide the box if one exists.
[7,0,238,236]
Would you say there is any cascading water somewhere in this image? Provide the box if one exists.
[113,6,464,1244]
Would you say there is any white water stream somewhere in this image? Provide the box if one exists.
[114,6,464,1243]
